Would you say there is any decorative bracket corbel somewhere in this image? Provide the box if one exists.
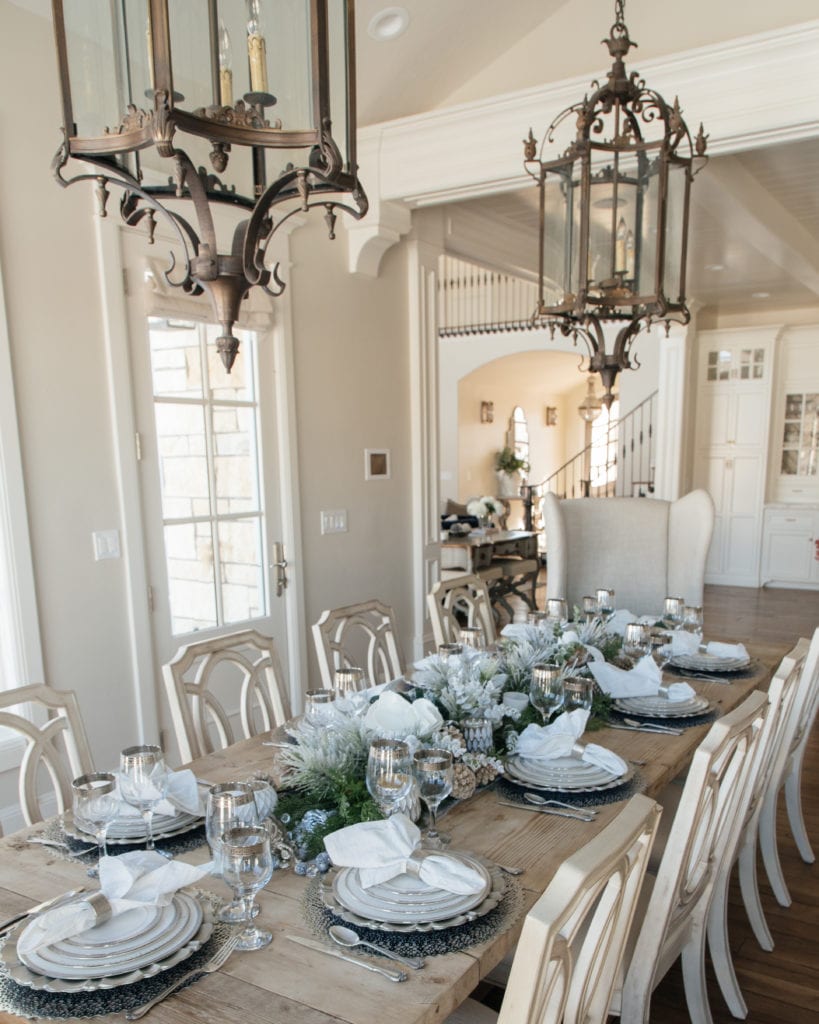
[347,197,411,276]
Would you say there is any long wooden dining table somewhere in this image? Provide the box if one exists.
[0,639,789,1024]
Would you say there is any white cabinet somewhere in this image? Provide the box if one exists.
[761,505,819,588]
[768,327,819,504]
[693,328,776,587]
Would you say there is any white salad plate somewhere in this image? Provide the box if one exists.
[669,653,749,673]
[506,755,631,792]
[65,809,203,845]
[332,853,491,925]
[613,694,712,718]
[2,891,214,991]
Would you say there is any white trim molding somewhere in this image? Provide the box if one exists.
[358,20,819,210]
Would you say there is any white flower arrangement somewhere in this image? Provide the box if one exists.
[466,495,499,519]
[412,650,511,724]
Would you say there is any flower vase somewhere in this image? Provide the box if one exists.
[496,470,521,498]
[478,516,491,531]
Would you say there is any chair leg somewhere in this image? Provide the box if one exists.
[737,827,774,951]
[707,867,749,1018]
[759,786,792,908]
[784,758,815,864]
[681,924,715,1024]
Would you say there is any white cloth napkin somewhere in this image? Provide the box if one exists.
[664,630,701,656]
[16,851,212,956]
[515,709,627,777]
[114,768,202,819]
[589,655,696,701]
[605,611,655,637]
[323,814,486,893]
[705,641,749,660]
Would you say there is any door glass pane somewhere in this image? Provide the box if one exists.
[218,517,266,623]
[164,522,217,633]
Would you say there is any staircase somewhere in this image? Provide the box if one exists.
[522,390,658,529]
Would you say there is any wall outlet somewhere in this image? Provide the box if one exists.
[320,509,348,535]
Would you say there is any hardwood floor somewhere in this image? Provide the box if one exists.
[649,584,819,1023]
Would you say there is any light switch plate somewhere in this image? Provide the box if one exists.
[92,529,121,560]
[320,509,348,534]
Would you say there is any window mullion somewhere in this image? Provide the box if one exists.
[200,324,224,627]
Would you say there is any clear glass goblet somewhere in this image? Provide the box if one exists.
[335,666,365,695]
[581,595,598,622]
[413,748,453,849]
[303,689,337,727]
[623,622,651,660]
[529,663,565,724]
[72,772,117,878]
[119,745,169,857]
[546,598,569,623]
[682,605,704,636]
[563,677,594,714]
[366,739,413,816]
[663,596,685,628]
[206,782,260,922]
[458,626,485,650]
[221,824,275,951]
[527,611,550,628]
[596,588,616,620]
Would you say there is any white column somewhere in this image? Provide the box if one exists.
[654,320,694,501]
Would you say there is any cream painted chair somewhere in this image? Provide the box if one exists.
[427,575,497,649]
[618,689,769,1023]
[705,637,808,1017]
[163,628,290,763]
[750,625,819,913]
[446,794,661,1024]
[0,684,94,825]
[542,490,715,615]
[312,599,403,689]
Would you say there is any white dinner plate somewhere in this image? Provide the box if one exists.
[18,892,202,980]
[506,755,632,792]
[613,694,712,718]
[65,809,203,845]
[332,853,491,924]
[669,653,749,673]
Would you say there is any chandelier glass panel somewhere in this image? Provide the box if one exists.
[524,0,706,404]
[51,0,366,370]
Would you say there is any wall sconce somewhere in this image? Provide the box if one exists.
[480,401,494,424]
[545,407,558,427]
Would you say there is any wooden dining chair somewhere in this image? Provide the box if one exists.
[312,599,403,689]
[617,688,769,1023]
[163,628,291,763]
[705,637,808,1018]
[446,794,661,1024]
[748,625,819,913]
[427,574,497,649]
[0,684,94,825]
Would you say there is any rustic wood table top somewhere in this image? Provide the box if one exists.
[0,641,786,1024]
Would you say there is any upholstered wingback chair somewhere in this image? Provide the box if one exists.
[542,490,715,616]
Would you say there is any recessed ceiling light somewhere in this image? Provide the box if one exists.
[368,6,410,42]
[705,263,724,272]
[751,291,771,299]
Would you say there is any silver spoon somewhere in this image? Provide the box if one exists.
[623,717,682,735]
[328,925,426,970]
[524,793,597,816]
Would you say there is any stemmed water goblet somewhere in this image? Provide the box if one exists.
[366,739,413,816]
[438,642,463,662]
[563,677,594,714]
[303,689,338,727]
[546,598,569,623]
[581,595,598,622]
[221,823,276,951]
[72,772,117,878]
[682,605,704,637]
[206,782,260,922]
[529,663,565,724]
[596,588,616,621]
[623,622,651,661]
[458,626,485,650]
[663,596,685,629]
[119,745,170,857]
[413,748,453,849]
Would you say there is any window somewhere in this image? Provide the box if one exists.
[148,318,268,635]
[589,399,619,490]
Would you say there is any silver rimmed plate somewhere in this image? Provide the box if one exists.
[2,892,214,992]
[669,653,749,673]
[505,755,632,793]
[613,694,712,718]
[332,853,491,925]
[64,809,203,846]
[320,855,505,934]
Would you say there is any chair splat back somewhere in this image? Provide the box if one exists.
[427,575,497,649]
[163,629,290,763]
[312,600,403,689]
[0,684,93,825]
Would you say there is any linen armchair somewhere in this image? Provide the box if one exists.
[542,490,715,616]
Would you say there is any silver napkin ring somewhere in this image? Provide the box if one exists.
[571,742,587,757]
[84,892,112,926]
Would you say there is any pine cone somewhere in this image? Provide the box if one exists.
[451,763,477,801]
[474,762,500,787]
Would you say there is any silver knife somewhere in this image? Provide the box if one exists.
[287,935,407,982]
[496,800,595,822]
[608,723,682,736]
[0,887,85,936]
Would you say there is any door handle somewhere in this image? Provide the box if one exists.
[271,542,288,597]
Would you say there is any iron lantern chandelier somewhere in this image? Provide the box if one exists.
[51,0,368,371]
[524,0,707,406]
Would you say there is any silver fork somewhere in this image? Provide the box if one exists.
[125,932,241,1020]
